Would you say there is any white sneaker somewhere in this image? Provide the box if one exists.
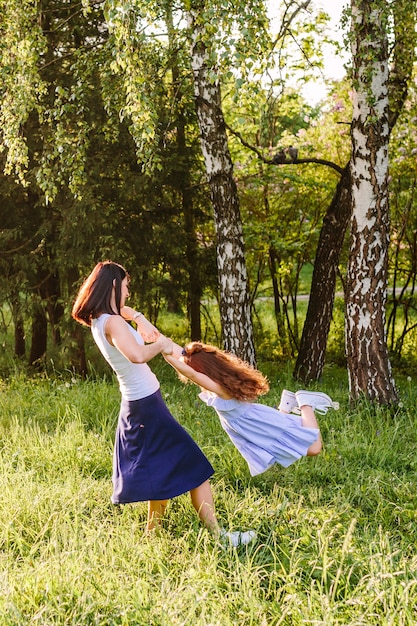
[220,529,257,548]
[295,390,339,415]
[278,389,300,414]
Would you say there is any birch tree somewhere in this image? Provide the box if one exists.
[185,0,323,363]
[295,0,416,389]
[187,6,255,363]
[345,0,396,403]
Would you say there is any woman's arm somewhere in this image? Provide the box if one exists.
[163,352,231,398]
[120,305,159,343]
[106,315,172,364]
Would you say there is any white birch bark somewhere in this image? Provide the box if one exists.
[345,0,398,403]
[187,9,255,364]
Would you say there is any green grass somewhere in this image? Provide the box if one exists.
[1,364,417,624]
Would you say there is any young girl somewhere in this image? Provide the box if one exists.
[71,262,255,546]
[164,341,339,477]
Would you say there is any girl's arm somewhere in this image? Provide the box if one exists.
[106,315,173,364]
[163,352,232,399]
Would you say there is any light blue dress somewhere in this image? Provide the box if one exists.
[198,391,320,476]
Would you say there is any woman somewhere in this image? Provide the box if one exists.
[164,341,339,477]
[71,262,255,546]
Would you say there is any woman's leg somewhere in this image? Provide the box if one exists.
[147,499,168,531]
[299,404,322,456]
[190,480,220,534]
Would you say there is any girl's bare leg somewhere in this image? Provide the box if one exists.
[299,404,322,456]
[147,499,168,531]
[190,480,256,547]
[190,480,220,534]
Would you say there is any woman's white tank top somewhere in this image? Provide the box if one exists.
[91,314,160,400]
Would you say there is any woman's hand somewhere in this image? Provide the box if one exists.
[106,316,173,364]
[159,335,174,355]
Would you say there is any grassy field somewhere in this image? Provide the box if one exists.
[1,359,417,625]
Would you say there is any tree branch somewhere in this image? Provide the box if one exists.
[225,121,344,175]
[273,0,312,47]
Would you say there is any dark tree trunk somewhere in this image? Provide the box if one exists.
[185,213,203,341]
[29,302,47,367]
[67,267,87,375]
[268,246,289,354]
[11,297,26,358]
[165,3,202,340]
[40,270,64,345]
[14,315,25,357]
[294,165,352,381]
[71,324,87,376]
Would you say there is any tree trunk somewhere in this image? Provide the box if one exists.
[68,267,87,375]
[71,324,88,377]
[40,269,64,345]
[345,0,398,404]
[294,165,352,381]
[294,0,415,386]
[183,191,203,340]
[29,301,47,367]
[268,246,288,354]
[188,9,255,364]
[165,3,202,340]
[14,315,25,358]
[11,293,25,358]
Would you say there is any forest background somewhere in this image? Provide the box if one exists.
[0,0,416,403]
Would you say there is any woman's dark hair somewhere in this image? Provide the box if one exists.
[71,261,129,327]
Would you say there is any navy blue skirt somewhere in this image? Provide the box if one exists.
[111,389,214,503]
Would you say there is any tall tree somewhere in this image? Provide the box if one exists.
[165,2,203,340]
[187,5,255,363]
[295,0,417,389]
[185,0,325,362]
[294,164,351,380]
[345,0,396,403]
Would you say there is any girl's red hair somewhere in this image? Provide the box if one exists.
[182,342,269,402]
